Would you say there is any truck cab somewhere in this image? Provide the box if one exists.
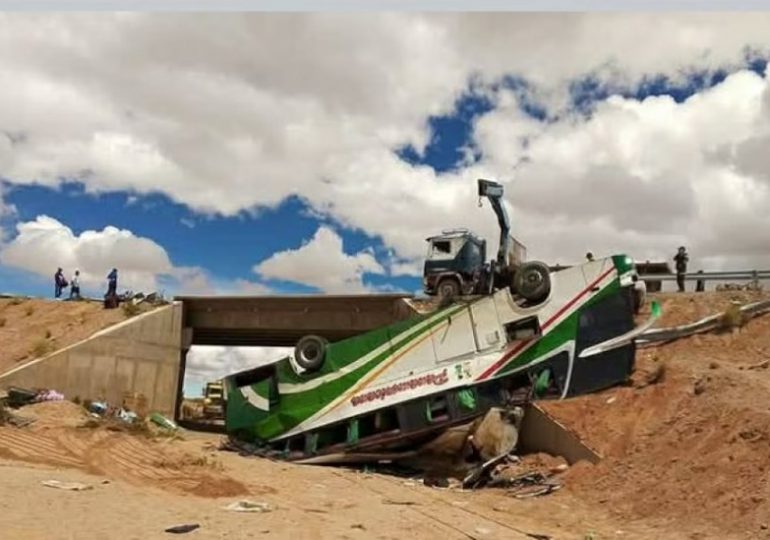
[423,229,528,300]
[422,229,487,299]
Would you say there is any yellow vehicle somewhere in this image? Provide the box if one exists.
[202,380,225,419]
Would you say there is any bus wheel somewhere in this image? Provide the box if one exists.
[294,335,328,372]
[514,261,551,304]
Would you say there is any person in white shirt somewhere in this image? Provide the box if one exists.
[70,270,81,300]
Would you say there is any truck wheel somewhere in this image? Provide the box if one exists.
[514,261,551,304]
[437,278,461,303]
[294,335,328,372]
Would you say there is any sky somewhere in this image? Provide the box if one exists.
[2,13,770,393]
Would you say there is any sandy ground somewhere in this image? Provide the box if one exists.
[2,291,770,539]
[0,432,676,540]
[0,401,680,539]
[0,297,154,376]
[544,291,770,539]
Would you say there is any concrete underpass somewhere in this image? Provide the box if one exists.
[1,294,420,420]
[176,294,419,419]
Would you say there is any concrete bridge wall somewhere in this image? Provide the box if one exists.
[0,303,183,416]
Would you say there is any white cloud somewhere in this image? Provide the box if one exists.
[474,69,770,270]
[0,184,16,221]
[0,215,174,292]
[0,184,16,244]
[1,14,770,275]
[184,345,290,395]
[253,226,385,293]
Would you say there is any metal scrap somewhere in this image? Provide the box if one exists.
[223,500,272,513]
[505,471,563,498]
[639,299,770,345]
[42,480,93,491]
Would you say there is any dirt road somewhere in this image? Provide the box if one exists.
[0,401,681,540]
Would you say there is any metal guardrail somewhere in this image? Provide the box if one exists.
[638,299,770,344]
[638,270,770,282]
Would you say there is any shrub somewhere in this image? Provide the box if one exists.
[25,305,34,316]
[122,302,141,318]
[0,318,6,328]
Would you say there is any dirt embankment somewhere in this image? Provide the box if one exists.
[0,401,247,498]
[543,291,770,538]
[0,297,153,375]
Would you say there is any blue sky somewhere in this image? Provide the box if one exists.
[2,14,770,303]
[2,55,766,300]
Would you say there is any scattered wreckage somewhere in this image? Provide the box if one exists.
[221,178,661,472]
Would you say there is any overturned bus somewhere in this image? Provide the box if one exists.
[223,254,658,463]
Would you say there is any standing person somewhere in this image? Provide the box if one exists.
[54,268,66,298]
[70,270,81,300]
[107,268,118,296]
[674,246,689,293]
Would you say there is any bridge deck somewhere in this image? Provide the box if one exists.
[176,294,419,347]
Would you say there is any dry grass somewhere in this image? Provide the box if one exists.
[8,297,23,306]
[44,329,52,339]
[718,303,747,332]
[121,302,141,318]
[30,339,54,358]
[24,305,35,317]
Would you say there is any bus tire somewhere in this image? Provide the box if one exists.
[294,335,328,372]
[514,261,551,304]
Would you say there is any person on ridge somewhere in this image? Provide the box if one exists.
[70,270,81,300]
[674,246,689,293]
[107,268,118,297]
[54,268,67,299]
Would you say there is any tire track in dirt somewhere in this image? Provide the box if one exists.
[0,425,247,497]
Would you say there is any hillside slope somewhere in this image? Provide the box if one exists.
[0,297,153,376]
[543,291,770,538]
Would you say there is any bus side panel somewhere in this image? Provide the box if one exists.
[569,288,636,396]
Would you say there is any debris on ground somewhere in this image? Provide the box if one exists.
[222,500,273,512]
[35,389,65,402]
[506,472,563,499]
[42,480,93,491]
[89,401,108,415]
[164,524,200,534]
[5,386,38,407]
[150,412,178,431]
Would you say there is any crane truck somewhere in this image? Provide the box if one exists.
[222,178,658,464]
[423,179,549,303]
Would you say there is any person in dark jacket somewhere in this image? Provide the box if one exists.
[674,246,689,292]
[54,268,67,298]
[107,268,118,297]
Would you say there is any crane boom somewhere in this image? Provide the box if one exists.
[477,179,511,269]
